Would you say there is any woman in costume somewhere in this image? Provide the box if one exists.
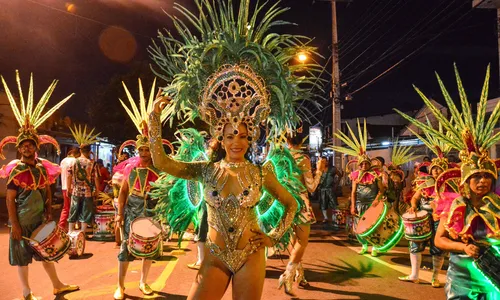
[397,65,500,299]
[0,71,78,300]
[397,127,457,288]
[147,1,323,298]
[278,134,324,294]
[332,120,386,256]
[113,79,172,300]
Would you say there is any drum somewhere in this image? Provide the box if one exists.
[474,246,500,291]
[355,202,404,251]
[67,231,86,257]
[94,205,116,241]
[402,210,432,241]
[29,221,70,262]
[332,209,347,227]
[128,217,162,259]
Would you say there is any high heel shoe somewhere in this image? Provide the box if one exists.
[278,262,297,295]
[295,262,310,288]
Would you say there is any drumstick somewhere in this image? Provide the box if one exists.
[22,236,40,245]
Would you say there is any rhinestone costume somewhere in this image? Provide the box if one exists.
[149,111,296,273]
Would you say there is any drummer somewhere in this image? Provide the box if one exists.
[0,72,79,299]
[397,129,458,288]
[331,119,386,257]
[396,66,500,299]
[113,79,168,300]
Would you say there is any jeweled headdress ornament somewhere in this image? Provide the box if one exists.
[69,125,100,148]
[119,78,173,154]
[0,70,74,159]
[331,119,371,170]
[149,0,324,141]
[395,65,500,188]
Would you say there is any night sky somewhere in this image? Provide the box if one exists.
[0,0,497,135]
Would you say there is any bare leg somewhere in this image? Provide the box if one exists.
[117,261,130,289]
[289,224,310,263]
[232,249,266,300]
[187,250,231,300]
[140,259,153,285]
[42,262,65,289]
[17,266,31,297]
[81,222,88,234]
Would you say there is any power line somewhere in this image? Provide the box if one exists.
[349,7,474,95]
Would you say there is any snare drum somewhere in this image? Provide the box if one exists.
[355,202,404,251]
[94,205,116,241]
[29,221,70,262]
[67,231,86,257]
[402,210,432,241]
[128,217,162,259]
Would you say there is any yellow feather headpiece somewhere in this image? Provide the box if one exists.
[0,70,74,159]
[70,124,100,148]
[118,78,172,154]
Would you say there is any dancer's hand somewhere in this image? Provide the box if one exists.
[407,206,417,216]
[463,244,480,258]
[250,229,273,250]
[10,223,22,241]
[153,88,171,114]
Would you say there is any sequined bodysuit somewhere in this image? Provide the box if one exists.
[148,111,297,273]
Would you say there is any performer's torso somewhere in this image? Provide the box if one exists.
[356,180,379,203]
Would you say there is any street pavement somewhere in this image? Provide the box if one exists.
[0,201,448,300]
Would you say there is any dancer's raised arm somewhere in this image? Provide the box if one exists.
[148,93,207,181]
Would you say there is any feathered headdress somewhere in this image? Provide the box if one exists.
[0,71,74,159]
[408,121,454,173]
[395,64,500,187]
[149,0,325,141]
[387,140,420,181]
[119,78,173,154]
[331,119,371,171]
[69,124,100,148]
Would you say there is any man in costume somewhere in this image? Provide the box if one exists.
[0,71,78,300]
[67,125,100,234]
[113,78,172,300]
[396,65,500,299]
[146,1,323,298]
[58,147,79,231]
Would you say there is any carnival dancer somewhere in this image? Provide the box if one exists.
[278,134,324,294]
[112,78,172,300]
[332,120,386,256]
[396,127,457,288]
[0,71,78,300]
[67,125,100,234]
[147,0,323,297]
[396,65,500,299]
[58,147,80,231]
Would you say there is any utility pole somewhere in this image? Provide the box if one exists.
[331,0,342,168]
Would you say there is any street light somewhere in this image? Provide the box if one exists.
[297,53,308,63]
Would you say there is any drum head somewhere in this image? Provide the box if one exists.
[31,221,56,242]
[402,210,428,220]
[131,217,162,238]
[355,203,384,234]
